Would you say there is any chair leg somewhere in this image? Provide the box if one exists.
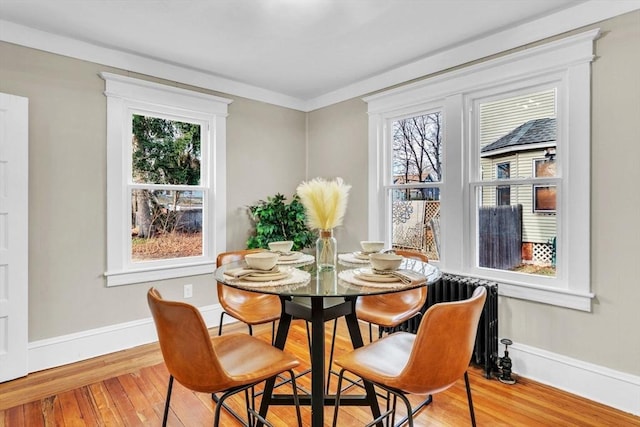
[271,320,276,345]
[218,312,226,336]
[326,318,338,393]
[331,368,347,427]
[464,371,477,427]
[287,369,303,427]
[215,384,273,427]
[162,375,174,427]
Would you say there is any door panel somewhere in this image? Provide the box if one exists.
[0,92,29,382]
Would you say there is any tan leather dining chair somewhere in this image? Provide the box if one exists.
[326,249,429,393]
[332,286,487,427]
[357,249,429,340]
[217,249,282,342]
[147,288,302,427]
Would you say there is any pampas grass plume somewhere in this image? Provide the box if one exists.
[296,177,351,230]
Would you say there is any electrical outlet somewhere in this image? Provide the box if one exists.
[183,284,193,298]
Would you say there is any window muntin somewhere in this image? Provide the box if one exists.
[101,72,230,286]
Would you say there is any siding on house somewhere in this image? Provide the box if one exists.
[479,89,557,245]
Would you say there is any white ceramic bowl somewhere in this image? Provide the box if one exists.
[268,240,294,253]
[245,252,279,270]
[369,253,403,271]
[360,240,385,253]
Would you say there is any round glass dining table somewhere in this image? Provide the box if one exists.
[214,255,441,427]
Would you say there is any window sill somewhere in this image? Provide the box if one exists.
[104,261,215,287]
[498,281,593,311]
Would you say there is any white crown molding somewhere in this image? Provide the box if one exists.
[1,1,639,112]
[510,342,640,417]
[308,0,640,111]
[0,19,307,111]
[27,304,227,373]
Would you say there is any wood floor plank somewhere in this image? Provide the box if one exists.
[57,389,86,427]
[72,387,101,427]
[87,382,122,425]
[102,377,145,426]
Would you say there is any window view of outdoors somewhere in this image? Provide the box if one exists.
[478,89,557,276]
[131,114,203,261]
[390,112,442,260]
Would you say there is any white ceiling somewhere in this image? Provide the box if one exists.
[0,1,638,110]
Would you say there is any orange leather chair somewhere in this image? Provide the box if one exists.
[357,249,429,340]
[332,286,487,427]
[147,288,302,427]
[216,249,282,342]
[327,250,429,393]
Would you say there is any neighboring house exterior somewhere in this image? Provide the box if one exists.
[480,117,557,265]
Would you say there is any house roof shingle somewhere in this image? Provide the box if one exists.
[481,117,556,153]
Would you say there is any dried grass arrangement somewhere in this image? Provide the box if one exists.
[296,177,351,231]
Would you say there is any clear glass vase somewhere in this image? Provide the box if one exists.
[316,229,337,271]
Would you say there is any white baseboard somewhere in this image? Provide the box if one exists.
[26,313,640,418]
[510,342,640,417]
[27,304,227,373]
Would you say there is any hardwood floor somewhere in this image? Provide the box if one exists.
[1,319,638,426]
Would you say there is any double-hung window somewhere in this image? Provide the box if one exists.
[101,73,231,286]
[365,29,598,310]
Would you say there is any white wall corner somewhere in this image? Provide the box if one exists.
[27,304,228,373]
[509,342,640,417]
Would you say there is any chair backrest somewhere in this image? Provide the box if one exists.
[384,249,429,304]
[147,288,229,392]
[395,286,487,395]
[356,249,429,326]
[216,248,265,308]
[394,249,428,263]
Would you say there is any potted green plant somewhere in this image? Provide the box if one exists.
[246,193,316,251]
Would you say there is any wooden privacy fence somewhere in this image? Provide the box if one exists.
[479,204,522,270]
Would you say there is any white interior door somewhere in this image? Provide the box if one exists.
[0,93,29,382]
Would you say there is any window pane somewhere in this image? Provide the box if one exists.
[131,114,201,185]
[392,112,443,183]
[477,89,557,277]
[477,185,556,276]
[391,188,440,261]
[131,189,203,262]
[479,89,556,181]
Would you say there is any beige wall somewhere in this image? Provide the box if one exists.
[0,42,306,340]
[0,9,638,376]
[307,98,369,253]
[307,11,640,375]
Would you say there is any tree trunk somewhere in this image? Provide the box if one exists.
[135,189,153,238]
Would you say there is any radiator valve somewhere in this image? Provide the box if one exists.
[498,338,516,384]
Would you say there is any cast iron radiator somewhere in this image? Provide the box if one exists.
[383,273,499,378]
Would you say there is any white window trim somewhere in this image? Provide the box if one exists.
[364,29,599,311]
[100,72,231,286]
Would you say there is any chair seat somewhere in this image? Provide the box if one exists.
[214,333,299,389]
[220,292,281,325]
[356,291,424,328]
[335,332,415,389]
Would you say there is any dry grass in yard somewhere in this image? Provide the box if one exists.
[513,263,556,276]
[132,232,202,260]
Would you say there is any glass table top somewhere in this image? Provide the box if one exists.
[214,254,441,298]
